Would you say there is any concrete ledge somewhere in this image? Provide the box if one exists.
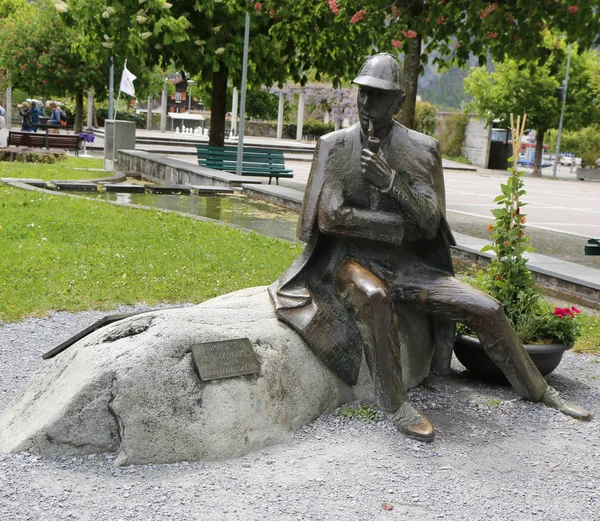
[452,232,600,309]
[1,177,47,189]
[117,150,262,188]
[50,181,98,192]
[576,168,600,182]
[242,184,304,211]
[190,185,234,195]
[103,184,145,193]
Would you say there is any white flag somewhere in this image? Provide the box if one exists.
[120,65,136,97]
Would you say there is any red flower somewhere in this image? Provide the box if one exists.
[350,9,366,24]
[568,5,579,14]
[269,8,276,18]
[480,3,498,19]
[503,241,510,246]
[487,31,499,39]
[327,0,340,15]
[553,307,576,318]
[391,6,401,17]
[391,39,402,49]
[254,2,262,10]
[403,29,417,39]
[437,16,446,25]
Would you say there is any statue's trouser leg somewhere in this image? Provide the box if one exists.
[395,274,547,401]
[333,259,405,413]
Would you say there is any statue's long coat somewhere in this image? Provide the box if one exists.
[268,122,456,386]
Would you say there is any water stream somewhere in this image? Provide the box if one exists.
[79,192,299,242]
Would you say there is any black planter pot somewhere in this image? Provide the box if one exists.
[453,335,571,384]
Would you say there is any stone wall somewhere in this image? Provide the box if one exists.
[435,112,491,168]
[463,116,491,168]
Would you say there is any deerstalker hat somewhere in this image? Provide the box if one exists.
[353,53,404,91]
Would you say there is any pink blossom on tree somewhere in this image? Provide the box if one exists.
[350,9,366,24]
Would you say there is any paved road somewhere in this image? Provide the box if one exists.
[445,170,600,238]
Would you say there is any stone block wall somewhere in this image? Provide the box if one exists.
[463,116,491,168]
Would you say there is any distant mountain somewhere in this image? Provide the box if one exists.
[417,55,483,111]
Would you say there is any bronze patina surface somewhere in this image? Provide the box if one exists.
[269,53,591,441]
[191,338,260,381]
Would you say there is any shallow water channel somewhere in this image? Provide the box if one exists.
[80,192,299,242]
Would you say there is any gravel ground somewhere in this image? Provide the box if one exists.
[1,308,599,521]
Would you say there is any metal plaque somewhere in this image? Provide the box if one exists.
[191,338,260,381]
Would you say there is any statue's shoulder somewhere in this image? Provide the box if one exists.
[394,122,440,154]
[317,124,360,149]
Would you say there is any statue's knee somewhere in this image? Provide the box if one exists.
[475,294,505,321]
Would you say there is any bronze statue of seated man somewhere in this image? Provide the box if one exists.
[269,53,591,441]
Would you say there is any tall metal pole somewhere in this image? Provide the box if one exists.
[108,57,114,120]
[5,84,12,129]
[160,78,168,133]
[114,59,126,120]
[553,43,572,178]
[87,89,94,129]
[236,12,250,176]
[231,87,239,137]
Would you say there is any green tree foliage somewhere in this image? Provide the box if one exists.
[267,1,600,129]
[0,0,167,130]
[546,126,600,167]
[464,44,600,175]
[136,0,291,145]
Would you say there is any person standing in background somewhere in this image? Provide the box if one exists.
[17,102,33,132]
[29,101,41,131]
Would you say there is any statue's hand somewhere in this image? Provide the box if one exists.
[361,149,393,189]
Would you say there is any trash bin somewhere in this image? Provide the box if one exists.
[487,128,512,170]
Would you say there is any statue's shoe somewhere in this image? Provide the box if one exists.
[541,386,591,421]
[389,401,435,441]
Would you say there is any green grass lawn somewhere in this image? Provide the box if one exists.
[0,181,302,321]
[0,156,105,181]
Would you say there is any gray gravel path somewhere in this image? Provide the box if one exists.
[1,308,599,521]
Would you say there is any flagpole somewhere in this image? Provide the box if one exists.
[115,59,126,120]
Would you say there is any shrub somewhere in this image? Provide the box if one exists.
[96,108,147,128]
[414,101,436,136]
[437,112,468,157]
[282,119,334,139]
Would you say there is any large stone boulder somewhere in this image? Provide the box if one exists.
[0,287,379,466]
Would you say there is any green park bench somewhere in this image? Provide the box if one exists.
[196,144,293,185]
[8,130,80,156]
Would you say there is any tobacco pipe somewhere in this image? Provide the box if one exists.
[367,118,381,153]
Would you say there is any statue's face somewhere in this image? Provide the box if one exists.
[357,86,404,138]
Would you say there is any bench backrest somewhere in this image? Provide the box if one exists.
[8,131,46,147]
[8,131,79,149]
[196,145,286,166]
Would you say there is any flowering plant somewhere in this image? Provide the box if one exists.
[459,114,583,347]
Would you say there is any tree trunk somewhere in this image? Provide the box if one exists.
[397,35,421,130]
[532,128,545,177]
[209,65,228,147]
[74,90,84,134]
